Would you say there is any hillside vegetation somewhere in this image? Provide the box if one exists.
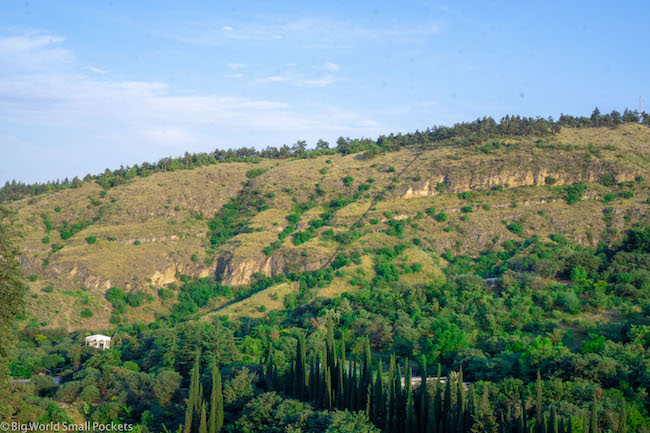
[12,123,650,330]
[5,117,650,432]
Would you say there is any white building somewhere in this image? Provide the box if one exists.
[85,334,111,350]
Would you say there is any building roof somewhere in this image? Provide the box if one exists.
[86,334,111,340]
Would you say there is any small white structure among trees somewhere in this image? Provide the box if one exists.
[85,334,111,350]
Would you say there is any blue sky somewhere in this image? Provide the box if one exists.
[1,1,649,184]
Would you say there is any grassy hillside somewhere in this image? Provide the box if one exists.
[12,124,650,330]
[7,122,650,432]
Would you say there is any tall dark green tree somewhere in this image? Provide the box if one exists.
[434,365,442,426]
[456,368,465,433]
[405,365,415,433]
[426,397,437,433]
[198,402,207,433]
[183,352,202,433]
[387,355,397,433]
[208,360,223,433]
[549,406,558,433]
[372,359,386,429]
[419,356,428,433]
[444,375,453,433]
[396,362,405,433]
[362,338,372,415]
[324,366,333,409]
[294,333,307,400]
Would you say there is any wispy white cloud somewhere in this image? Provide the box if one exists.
[259,75,289,83]
[299,76,335,88]
[257,71,337,88]
[419,100,438,109]
[86,65,108,75]
[227,73,243,78]
[324,62,340,72]
[0,33,386,183]
[227,63,247,70]
[0,34,64,52]
[0,33,73,72]
[167,17,445,48]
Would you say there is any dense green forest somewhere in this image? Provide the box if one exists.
[2,108,649,204]
[4,221,649,431]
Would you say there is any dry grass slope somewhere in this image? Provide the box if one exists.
[12,125,650,330]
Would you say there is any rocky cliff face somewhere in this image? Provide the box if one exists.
[400,160,639,199]
[215,249,328,286]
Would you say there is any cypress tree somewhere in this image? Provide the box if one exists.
[365,372,372,418]
[312,355,320,406]
[325,366,333,409]
[558,419,565,433]
[192,354,202,406]
[340,337,347,402]
[372,359,384,427]
[300,334,307,400]
[198,401,207,433]
[427,397,437,433]
[480,386,497,433]
[183,401,193,433]
[434,365,442,427]
[388,355,397,432]
[294,334,307,400]
[326,317,336,374]
[395,363,406,432]
[457,368,465,433]
[208,361,223,433]
[353,356,361,411]
[337,358,345,410]
[309,356,315,402]
[582,415,588,433]
[320,349,328,408]
[442,374,454,433]
[419,356,428,433]
[405,365,415,433]
[362,338,372,415]
[195,384,204,433]
[467,385,478,433]
[566,418,572,433]
[443,374,452,419]
[184,352,202,433]
[549,407,558,433]
[287,358,294,396]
